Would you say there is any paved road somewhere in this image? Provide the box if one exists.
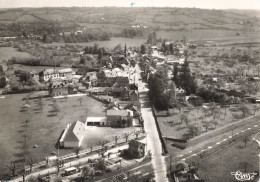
[135,64,169,182]
[11,145,129,182]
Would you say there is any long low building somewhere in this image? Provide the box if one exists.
[86,117,107,126]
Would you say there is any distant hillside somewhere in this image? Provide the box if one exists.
[0,7,259,37]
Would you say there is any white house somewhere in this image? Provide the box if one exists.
[60,121,85,148]
[85,117,107,126]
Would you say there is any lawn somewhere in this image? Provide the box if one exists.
[0,93,135,178]
[197,137,259,182]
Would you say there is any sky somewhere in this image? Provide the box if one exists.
[0,0,260,9]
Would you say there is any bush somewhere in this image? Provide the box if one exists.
[171,142,187,149]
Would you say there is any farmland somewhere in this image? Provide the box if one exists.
[156,29,260,43]
[48,37,146,49]
[0,47,33,63]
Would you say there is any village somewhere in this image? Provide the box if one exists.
[0,33,258,182]
[0,6,260,182]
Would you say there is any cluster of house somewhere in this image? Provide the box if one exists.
[60,30,83,36]
[29,67,82,97]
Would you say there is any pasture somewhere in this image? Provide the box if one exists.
[0,47,33,63]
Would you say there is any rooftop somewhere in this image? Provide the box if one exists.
[64,120,85,142]
[107,109,133,117]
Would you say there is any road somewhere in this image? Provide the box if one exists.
[135,64,169,182]
[11,145,129,182]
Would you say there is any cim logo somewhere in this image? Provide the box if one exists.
[231,170,257,181]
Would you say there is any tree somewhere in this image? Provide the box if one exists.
[52,103,60,116]
[180,113,188,123]
[242,135,250,147]
[130,59,137,67]
[81,165,94,182]
[141,44,147,54]
[43,33,52,43]
[202,121,210,132]
[173,64,180,88]
[98,48,103,60]
[77,98,83,106]
[124,43,127,57]
[26,157,37,173]
[96,159,106,171]
[5,162,20,177]
[38,97,44,113]
[187,124,200,138]
[134,130,141,139]
[114,135,120,146]
[239,104,251,117]
[123,132,132,143]
[184,116,191,126]
[74,147,81,158]
[212,121,218,129]
[179,59,197,95]
[202,107,208,118]
[20,72,31,84]
[169,43,174,53]
[252,104,259,115]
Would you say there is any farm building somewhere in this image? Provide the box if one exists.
[86,117,107,126]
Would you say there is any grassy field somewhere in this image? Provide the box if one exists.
[49,37,146,49]
[156,29,260,43]
[197,137,259,182]
[0,93,135,178]
[0,47,33,63]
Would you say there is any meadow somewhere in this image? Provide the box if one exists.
[0,47,33,63]
[49,37,146,49]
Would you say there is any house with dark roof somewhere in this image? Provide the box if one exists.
[110,55,129,66]
[128,140,146,158]
[49,81,77,97]
[60,121,86,148]
[121,90,139,101]
[113,77,129,88]
[106,109,133,127]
